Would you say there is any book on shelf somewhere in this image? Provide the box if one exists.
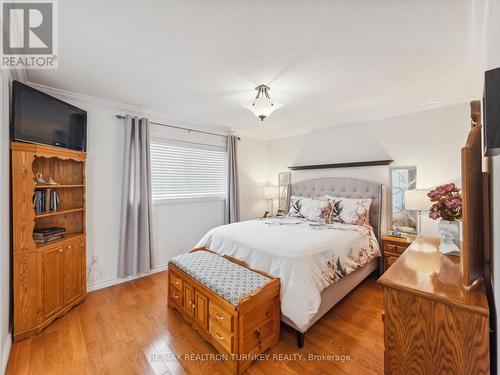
[33,189,60,213]
[33,234,66,244]
[33,227,66,243]
[33,227,66,236]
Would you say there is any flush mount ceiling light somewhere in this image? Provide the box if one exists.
[242,84,283,121]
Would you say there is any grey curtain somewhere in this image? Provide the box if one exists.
[225,135,240,224]
[118,116,154,277]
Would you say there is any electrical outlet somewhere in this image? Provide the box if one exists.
[91,254,99,265]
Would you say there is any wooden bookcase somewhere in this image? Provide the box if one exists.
[11,141,87,341]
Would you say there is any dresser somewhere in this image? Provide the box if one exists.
[378,237,490,375]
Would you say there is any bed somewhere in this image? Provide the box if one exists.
[196,177,383,347]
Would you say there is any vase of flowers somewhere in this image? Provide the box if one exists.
[427,183,462,255]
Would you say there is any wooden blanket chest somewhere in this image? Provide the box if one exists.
[167,248,280,374]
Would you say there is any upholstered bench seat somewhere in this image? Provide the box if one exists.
[168,248,280,374]
[170,250,271,306]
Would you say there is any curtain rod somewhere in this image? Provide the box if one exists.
[115,115,240,140]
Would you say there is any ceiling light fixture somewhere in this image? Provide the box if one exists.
[242,84,283,121]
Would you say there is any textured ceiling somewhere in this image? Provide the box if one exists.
[26,0,476,139]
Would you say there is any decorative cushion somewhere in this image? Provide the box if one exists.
[287,195,312,219]
[305,198,333,223]
[325,195,372,225]
[170,251,271,306]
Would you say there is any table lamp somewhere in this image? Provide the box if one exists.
[404,189,431,239]
[264,185,278,216]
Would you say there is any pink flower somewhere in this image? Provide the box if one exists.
[427,183,462,221]
[444,197,462,208]
[429,210,441,220]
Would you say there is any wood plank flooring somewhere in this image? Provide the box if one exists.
[6,271,384,375]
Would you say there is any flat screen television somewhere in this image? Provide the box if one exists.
[484,67,500,156]
[11,81,87,151]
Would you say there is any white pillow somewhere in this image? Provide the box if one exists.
[306,198,334,223]
[287,195,312,219]
[288,195,333,223]
[325,195,372,225]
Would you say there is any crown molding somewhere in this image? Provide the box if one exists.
[25,82,475,143]
[262,92,474,141]
[26,81,232,136]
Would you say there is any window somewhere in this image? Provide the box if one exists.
[150,139,228,203]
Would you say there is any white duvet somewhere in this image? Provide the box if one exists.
[195,218,380,331]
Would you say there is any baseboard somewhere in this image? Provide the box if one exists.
[1,333,11,375]
[87,265,168,292]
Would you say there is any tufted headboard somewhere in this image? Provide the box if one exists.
[291,177,383,240]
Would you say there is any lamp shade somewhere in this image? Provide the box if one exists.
[242,85,283,121]
[264,186,278,199]
[404,189,431,211]
[242,97,283,121]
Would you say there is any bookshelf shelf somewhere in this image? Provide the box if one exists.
[35,184,84,189]
[34,207,84,219]
[35,232,85,250]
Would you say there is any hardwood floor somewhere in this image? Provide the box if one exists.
[6,271,384,375]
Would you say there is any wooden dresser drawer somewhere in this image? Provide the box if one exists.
[169,271,182,289]
[209,302,234,333]
[168,285,182,306]
[209,319,234,353]
[384,243,407,255]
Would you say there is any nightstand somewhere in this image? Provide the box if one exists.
[381,235,414,273]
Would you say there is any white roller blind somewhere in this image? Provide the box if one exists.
[150,138,228,201]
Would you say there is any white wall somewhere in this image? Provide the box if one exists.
[238,137,269,220]
[0,70,12,375]
[27,89,268,290]
[267,102,471,236]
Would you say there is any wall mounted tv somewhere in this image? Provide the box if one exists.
[484,67,500,156]
[11,81,87,151]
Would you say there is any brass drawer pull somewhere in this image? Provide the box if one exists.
[172,292,179,299]
[192,304,196,310]
[214,331,224,340]
[215,312,224,320]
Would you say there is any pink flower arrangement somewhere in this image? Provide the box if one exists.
[427,183,462,221]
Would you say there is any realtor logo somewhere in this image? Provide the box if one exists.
[1,0,58,69]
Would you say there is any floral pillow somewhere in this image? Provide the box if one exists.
[287,196,333,223]
[325,195,372,226]
[306,198,333,223]
[287,195,312,219]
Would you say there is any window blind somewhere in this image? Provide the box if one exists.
[150,139,228,201]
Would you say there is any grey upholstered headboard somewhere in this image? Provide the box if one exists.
[291,177,383,240]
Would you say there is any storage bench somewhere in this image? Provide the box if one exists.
[168,248,280,374]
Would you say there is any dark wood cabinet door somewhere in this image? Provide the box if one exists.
[63,240,84,306]
[40,247,64,320]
